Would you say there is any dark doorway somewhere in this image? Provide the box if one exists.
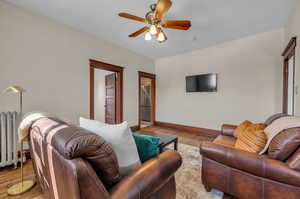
[141,78,151,122]
[138,71,156,128]
[90,59,123,124]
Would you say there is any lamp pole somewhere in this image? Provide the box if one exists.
[3,86,36,196]
[20,91,23,119]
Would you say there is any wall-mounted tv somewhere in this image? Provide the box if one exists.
[186,73,217,92]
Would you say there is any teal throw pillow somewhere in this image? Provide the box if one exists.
[132,133,160,163]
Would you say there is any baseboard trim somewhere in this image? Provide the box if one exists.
[130,125,140,132]
[154,121,220,137]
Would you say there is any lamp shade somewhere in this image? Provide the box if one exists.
[3,86,26,94]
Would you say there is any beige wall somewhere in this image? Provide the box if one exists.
[285,0,300,115]
[0,1,155,126]
[0,1,290,130]
[94,69,114,123]
[155,29,284,129]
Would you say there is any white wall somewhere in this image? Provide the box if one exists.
[94,69,114,123]
[285,0,300,115]
[0,1,155,126]
[155,29,284,129]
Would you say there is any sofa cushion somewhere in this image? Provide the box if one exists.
[79,118,141,176]
[268,128,300,160]
[287,147,300,171]
[213,135,236,148]
[234,123,267,153]
[260,116,300,155]
[234,120,253,138]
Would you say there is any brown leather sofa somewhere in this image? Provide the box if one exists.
[29,117,182,199]
[200,113,300,199]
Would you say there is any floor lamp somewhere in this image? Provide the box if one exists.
[3,86,35,195]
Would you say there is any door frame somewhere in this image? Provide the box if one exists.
[282,37,297,114]
[138,71,156,128]
[89,59,124,123]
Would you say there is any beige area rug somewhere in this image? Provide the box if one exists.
[170,143,223,199]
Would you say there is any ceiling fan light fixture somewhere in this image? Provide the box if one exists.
[145,32,152,41]
[119,0,191,43]
[149,24,158,35]
[157,31,166,42]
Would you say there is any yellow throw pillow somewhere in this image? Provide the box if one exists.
[235,123,267,153]
[234,120,253,138]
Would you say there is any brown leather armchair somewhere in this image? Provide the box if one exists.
[200,114,300,199]
[29,118,182,199]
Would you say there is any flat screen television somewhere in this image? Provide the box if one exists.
[186,73,217,92]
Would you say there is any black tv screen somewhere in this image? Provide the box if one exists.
[186,73,217,92]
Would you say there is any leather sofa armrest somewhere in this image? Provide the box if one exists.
[200,142,300,187]
[221,124,237,137]
[110,150,182,199]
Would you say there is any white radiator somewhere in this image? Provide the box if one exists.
[0,112,18,168]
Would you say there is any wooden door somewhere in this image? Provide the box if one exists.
[105,73,116,124]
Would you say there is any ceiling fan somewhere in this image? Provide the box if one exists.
[118,0,191,43]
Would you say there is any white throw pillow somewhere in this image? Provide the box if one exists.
[79,117,141,176]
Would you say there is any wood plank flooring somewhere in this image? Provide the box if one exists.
[0,162,42,199]
[139,125,216,147]
[0,125,230,199]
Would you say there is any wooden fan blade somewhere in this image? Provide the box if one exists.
[119,13,147,23]
[162,24,190,30]
[162,20,191,27]
[154,0,172,20]
[129,26,149,37]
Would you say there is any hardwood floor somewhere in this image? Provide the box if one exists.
[139,125,216,147]
[0,125,230,199]
[0,161,43,199]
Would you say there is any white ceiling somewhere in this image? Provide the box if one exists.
[6,0,295,59]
